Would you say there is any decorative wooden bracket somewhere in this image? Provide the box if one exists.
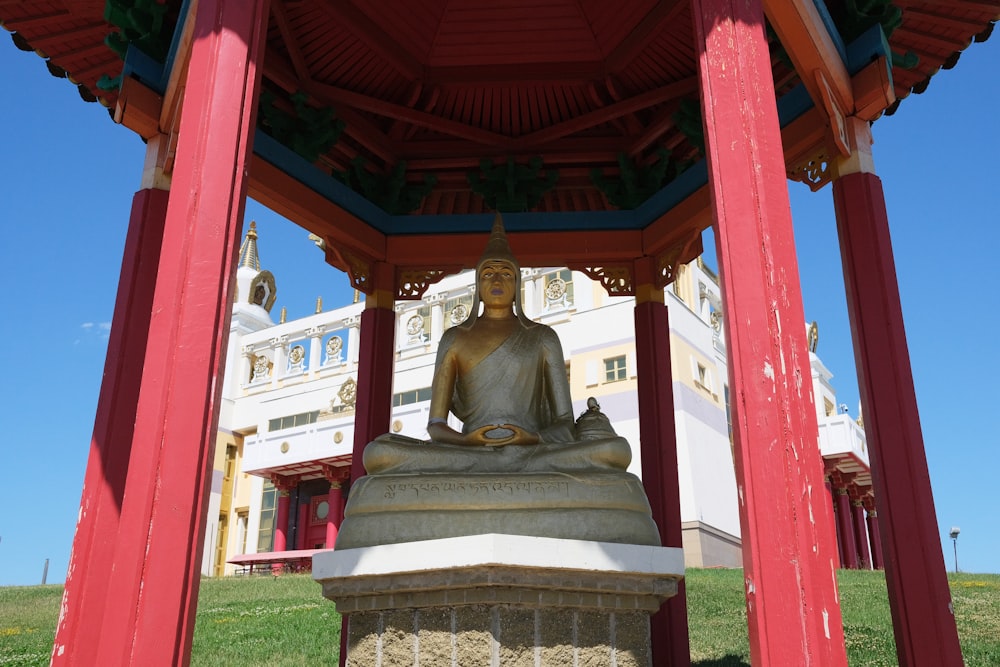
[396,266,462,300]
[787,150,831,191]
[652,228,703,289]
[269,473,301,493]
[570,265,635,297]
[324,242,375,294]
[321,464,350,485]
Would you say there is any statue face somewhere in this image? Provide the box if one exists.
[478,260,517,309]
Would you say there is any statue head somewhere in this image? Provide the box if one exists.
[461,213,532,328]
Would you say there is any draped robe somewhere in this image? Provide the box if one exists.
[363,322,631,475]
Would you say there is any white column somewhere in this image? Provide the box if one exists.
[270,335,288,387]
[345,316,361,365]
[307,325,324,375]
[239,345,254,388]
[428,294,445,343]
[521,269,537,317]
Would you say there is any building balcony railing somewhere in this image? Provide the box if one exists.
[242,418,354,476]
[817,413,869,468]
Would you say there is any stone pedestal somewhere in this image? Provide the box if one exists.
[314,534,684,667]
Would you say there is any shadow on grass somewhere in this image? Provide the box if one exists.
[693,657,751,667]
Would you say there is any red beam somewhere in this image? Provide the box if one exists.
[692,0,847,664]
[247,156,386,261]
[271,0,312,82]
[306,81,512,148]
[386,229,644,268]
[605,0,687,72]
[317,0,423,79]
[515,78,698,148]
[424,60,607,85]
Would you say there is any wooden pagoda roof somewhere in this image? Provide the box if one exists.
[3,1,997,290]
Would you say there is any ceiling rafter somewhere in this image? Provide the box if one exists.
[317,0,423,80]
[514,77,698,148]
[605,0,688,72]
[271,1,312,82]
[423,61,608,85]
[305,81,513,148]
[628,102,682,157]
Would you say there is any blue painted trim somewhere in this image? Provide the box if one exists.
[777,83,814,126]
[157,0,194,93]
[634,160,708,222]
[813,0,848,64]
[254,81,819,235]
[384,210,642,235]
[846,24,891,74]
[246,9,897,236]
[253,130,393,230]
[121,46,164,92]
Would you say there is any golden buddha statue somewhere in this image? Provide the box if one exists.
[335,215,660,549]
[363,216,631,475]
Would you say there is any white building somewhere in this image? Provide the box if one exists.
[203,224,875,576]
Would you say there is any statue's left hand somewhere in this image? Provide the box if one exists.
[465,424,539,446]
[494,424,540,447]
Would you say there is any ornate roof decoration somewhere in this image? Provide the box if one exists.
[238,221,261,271]
[2,1,996,215]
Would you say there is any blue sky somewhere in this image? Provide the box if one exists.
[1,35,997,587]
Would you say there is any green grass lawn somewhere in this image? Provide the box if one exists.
[1,569,997,666]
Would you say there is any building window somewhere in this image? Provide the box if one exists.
[257,481,276,552]
[392,387,432,407]
[695,362,713,392]
[236,509,249,555]
[604,355,627,383]
[268,411,319,432]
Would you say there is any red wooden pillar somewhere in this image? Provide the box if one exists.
[824,462,843,569]
[274,490,291,552]
[633,271,690,667]
[864,497,884,570]
[58,1,270,664]
[52,185,169,667]
[322,464,349,549]
[343,263,396,666]
[326,482,344,548]
[296,500,310,551]
[349,263,397,483]
[832,118,962,664]
[832,476,859,569]
[691,0,846,664]
[853,501,872,570]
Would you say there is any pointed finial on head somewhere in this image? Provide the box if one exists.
[477,212,518,271]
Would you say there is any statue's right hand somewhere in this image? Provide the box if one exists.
[465,424,515,446]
